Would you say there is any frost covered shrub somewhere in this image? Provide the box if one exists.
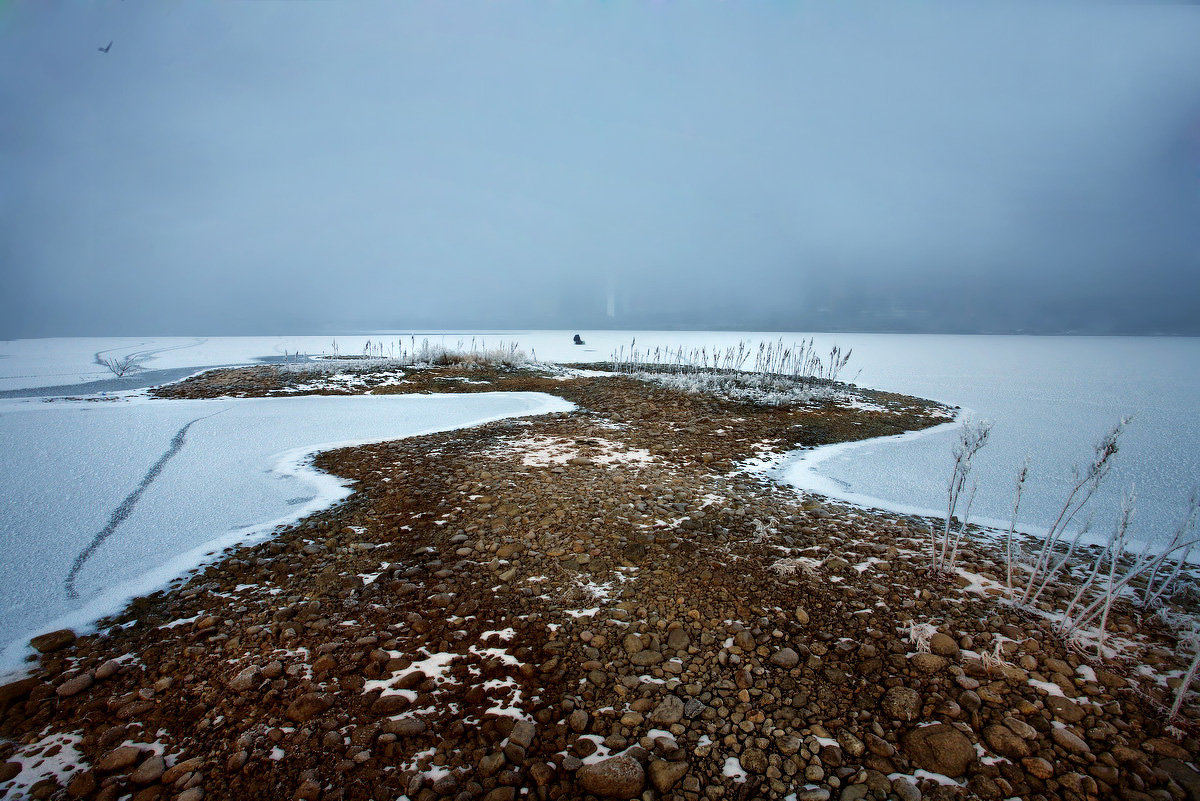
[100,353,145,377]
[316,337,528,369]
[634,370,835,406]
[400,337,527,368]
[414,342,528,369]
[607,338,853,406]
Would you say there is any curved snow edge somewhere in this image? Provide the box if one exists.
[0,391,574,678]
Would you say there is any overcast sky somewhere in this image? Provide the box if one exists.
[2,2,1199,337]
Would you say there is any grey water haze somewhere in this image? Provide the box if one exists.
[3,3,1199,337]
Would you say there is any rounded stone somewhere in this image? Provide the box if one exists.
[648,759,688,793]
[901,723,977,777]
[880,686,921,722]
[129,755,165,784]
[29,629,76,654]
[95,746,142,772]
[1051,727,1090,755]
[770,648,800,669]
[983,724,1029,759]
[577,754,645,798]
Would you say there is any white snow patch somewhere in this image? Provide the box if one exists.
[723,757,747,782]
[890,769,964,787]
[0,730,86,797]
[1028,679,1065,697]
[480,628,516,642]
[483,435,656,468]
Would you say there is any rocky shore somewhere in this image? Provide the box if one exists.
[2,363,1197,801]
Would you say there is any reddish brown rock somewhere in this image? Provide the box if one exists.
[286,692,333,722]
[29,629,76,653]
[577,755,645,798]
[96,745,143,772]
[902,723,977,778]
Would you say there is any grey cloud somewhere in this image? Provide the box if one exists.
[2,2,1198,336]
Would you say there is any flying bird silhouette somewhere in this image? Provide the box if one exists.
[98,41,112,53]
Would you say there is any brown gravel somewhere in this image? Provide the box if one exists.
[2,364,1197,801]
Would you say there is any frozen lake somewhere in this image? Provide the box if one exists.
[775,334,1200,553]
[0,392,572,671]
[2,332,1196,670]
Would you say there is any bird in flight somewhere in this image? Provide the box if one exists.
[98,41,112,53]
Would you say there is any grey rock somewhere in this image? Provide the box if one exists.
[837,731,865,758]
[56,673,93,698]
[1046,695,1084,723]
[892,776,921,801]
[770,648,800,669]
[228,665,261,692]
[29,629,76,653]
[382,717,426,736]
[95,746,142,772]
[929,632,961,658]
[94,659,121,681]
[911,653,948,674]
[509,720,536,749]
[482,788,516,801]
[649,695,685,726]
[286,692,333,723]
[630,650,663,666]
[983,724,1029,759]
[795,788,831,801]
[478,752,506,777]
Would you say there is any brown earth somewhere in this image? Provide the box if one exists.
[2,364,1197,801]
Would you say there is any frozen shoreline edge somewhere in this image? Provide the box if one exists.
[772,410,1194,561]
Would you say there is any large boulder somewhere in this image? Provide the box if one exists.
[30,629,75,653]
[902,723,977,778]
[577,755,645,798]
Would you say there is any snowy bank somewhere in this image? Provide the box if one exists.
[0,392,572,674]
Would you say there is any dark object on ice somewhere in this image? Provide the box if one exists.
[98,41,113,53]
[573,334,585,345]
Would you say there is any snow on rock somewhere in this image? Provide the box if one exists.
[0,730,86,797]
